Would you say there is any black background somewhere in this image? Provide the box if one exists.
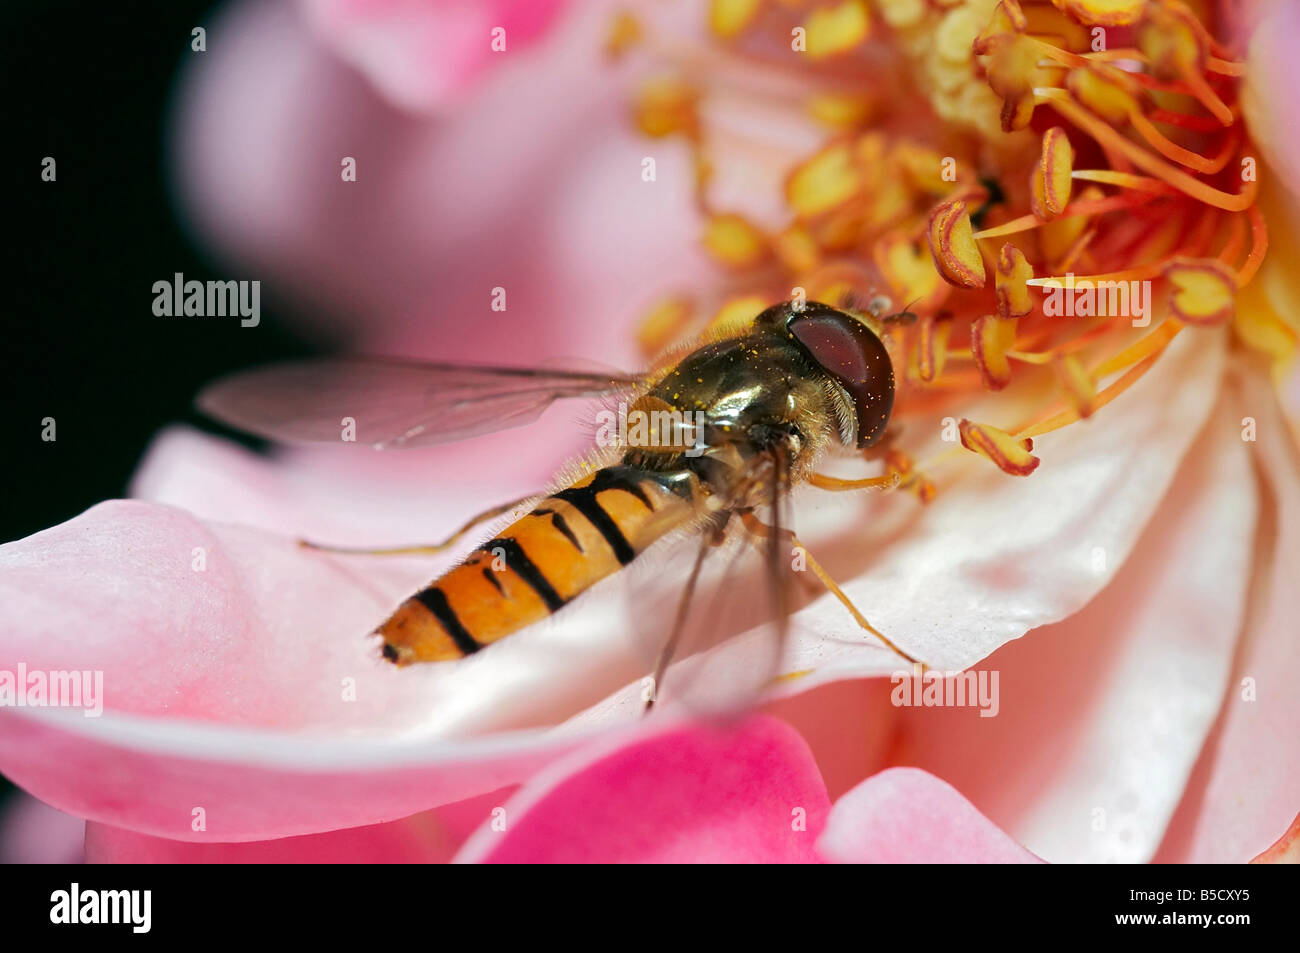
[0,866,1280,932]
[4,1,317,548]
[2,2,318,814]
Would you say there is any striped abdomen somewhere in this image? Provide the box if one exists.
[377,465,700,664]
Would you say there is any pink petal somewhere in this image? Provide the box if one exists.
[0,497,661,734]
[764,679,898,801]
[872,367,1257,863]
[785,330,1227,677]
[84,785,513,863]
[453,716,829,863]
[1155,364,1300,862]
[818,768,1042,864]
[0,499,650,839]
[130,421,585,544]
[171,0,707,367]
[0,698,579,843]
[301,0,568,113]
[1250,810,1300,864]
[1243,2,1300,209]
[0,793,85,864]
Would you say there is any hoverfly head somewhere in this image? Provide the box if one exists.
[782,301,895,449]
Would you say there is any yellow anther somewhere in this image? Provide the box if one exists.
[605,9,642,59]
[703,294,772,338]
[972,314,1019,390]
[1052,0,1147,28]
[636,296,695,356]
[1163,258,1237,326]
[807,93,874,129]
[927,199,986,288]
[773,223,821,275]
[702,213,769,269]
[633,76,699,138]
[1065,68,1140,125]
[995,243,1035,318]
[914,313,952,383]
[804,0,871,60]
[1039,127,1075,217]
[973,0,1027,56]
[958,419,1040,476]
[786,142,863,219]
[874,232,947,310]
[709,0,763,39]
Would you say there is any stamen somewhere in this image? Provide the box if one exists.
[1206,57,1245,77]
[914,313,951,383]
[1054,354,1098,418]
[1089,319,1184,379]
[625,0,1265,501]
[636,296,695,357]
[1039,91,1254,211]
[1164,258,1238,326]
[1019,354,1162,440]
[927,199,986,288]
[808,473,900,491]
[972,314,1018,389]
[1005,349,1056,365]
[972,190,1164,240]
[1128,110,1237,174]
[1178,71,1233,126]
[1147,107,1226,132]
[1235,206,1269,287]
[995,243,1034,317]
[1071,169,1169,191]
[959,419,1040,475]
[1027,255,1178,285]
[1053,225,1098,273]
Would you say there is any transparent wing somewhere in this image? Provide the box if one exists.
[197,358,638,448]
[626,452,798,718]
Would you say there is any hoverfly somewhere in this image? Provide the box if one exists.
[199,300,919,708]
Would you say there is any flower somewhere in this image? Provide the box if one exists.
[300,0,569,113]
[448,717,1044,864]
[2,0,1298,863]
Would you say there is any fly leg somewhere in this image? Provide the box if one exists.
[810,438,937,503]
[298,496,534,556]
[738,511,923,667]
[644,513,731,714]
[735,505,820,598]
[807,472,900,491]
[809,426,902,492]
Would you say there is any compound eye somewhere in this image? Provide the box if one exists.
[787,304,895,448]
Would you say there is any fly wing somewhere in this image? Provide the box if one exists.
[198,358,639,448]
[625,452,798,718]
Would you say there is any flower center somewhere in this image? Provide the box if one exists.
[619,0,1286,484]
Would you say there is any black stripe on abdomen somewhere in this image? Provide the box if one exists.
[413,587,482,655]
[548,467,653,566]
[479,537,566,612]
[533,507,584,553]
[481,567,505,595]
[551,488,633,564]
